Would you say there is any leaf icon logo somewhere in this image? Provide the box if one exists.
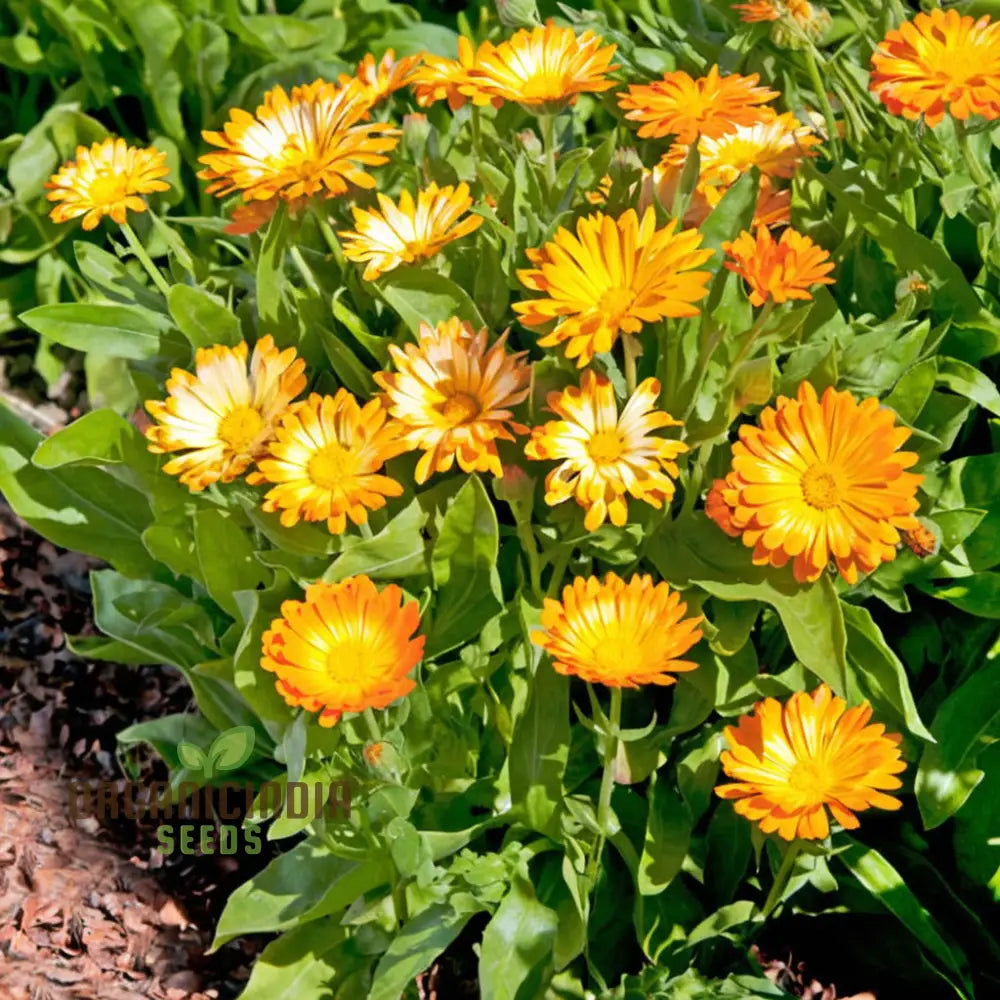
[177,726,256,779]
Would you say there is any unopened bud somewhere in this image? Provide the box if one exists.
[495,0,541,30]
[733,357,774,409]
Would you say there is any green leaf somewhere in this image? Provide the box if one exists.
[647,515,848,693]
[479,874,559,1000]
[324,498,429,582]
[168,284,241,348]
[209,725,257,774]
[32,409,147,469]
[194,508,272,617]
[378,267,485,337]
[916,657,1000,829]
[212,838,391,949]
[638,773,692,895]
[257,206,288,324]
[922,573,1000,618]
[935,357,1000,417]
[0,403,155,577]
[117,713,219,774]
[842,603,933,741]
[19,302,180,361]
[425,475,503,658]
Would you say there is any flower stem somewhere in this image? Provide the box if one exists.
[119,221,171,297]
[362,707,382,743]
[803,46,841,163]
[622,334,640,396]
[586,685,622,886]
[545,547,571,599]
[539,113,558,193]
[732,299,775,369]
[761,840,802,919]
[470,105,483,166]
[516,516,544,602]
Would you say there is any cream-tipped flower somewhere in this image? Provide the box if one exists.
[339,49,422,111]
[45,138,170,230]
[525,371,688,531]
[339,182,483,280]
[249,391,407,534]
[374,319,531,483]
[411,37,495,110]
[145,337,306,492]
[199,78,399,203]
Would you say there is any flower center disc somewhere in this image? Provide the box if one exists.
[308,442,359,490]
[441,391,481,426]
[787,758,833,804]
[801,463,842,510]
[218,405,265,455]
[89,171,130,206]
[597,286,637,326]
[587,430,625,464]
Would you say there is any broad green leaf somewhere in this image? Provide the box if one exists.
[257,206,288,324]
[922,573,1000,618]
[32,409,148,469]
[704,802,752,905]
[936,357,1000,417]
[638,773,692,895]
[378,267,485,337]
[117,713,219,774]
[953,742,1000,895]
[425,475,503,658]
[168,284,241,348]
[324,499,429,582]
[0,403,155,577]
[479,874,559,1000]
[212,838,391,948]
[647,514,848,693]
[194,508,272,617]
[74,242,160,308]
[19,302,180,360]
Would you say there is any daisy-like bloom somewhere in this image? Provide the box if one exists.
[525,372,688,531]
[708,381,923,583]
[374,319,531,483]
[249,391,406,534]
[716,684,906,841]
[339,49,422,110]
[733,0,813,26]
[338,182,483,280]
[411,37,495,110]
[870,9,1000,127]
[467,24,618,113]
[533,572,702,687]
[145,337,306,492]
[723,226,835,306]
[45,138,170,230]
[261,577,424,727]
[618,66,778,142]
[199,78,399,204]
[514,208,714,368]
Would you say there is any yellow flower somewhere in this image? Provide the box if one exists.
[709,381,923,584]
[45,138,170,230]
[716,684,906,841]
[374,319,531,483]
[261,576,424,727]
[339,49,422,111]
[199,78,399,203]
[411,37,496,110]
[339,182,483,280]
[467,23,618,112]
[514,208,714,368]
[145,337,306,492]
[525,371,688,531]
[723,226,835,306]
[618,66,778,142]
[870,9,1000,127]
[249,391,406,535]
[534,572,703,687]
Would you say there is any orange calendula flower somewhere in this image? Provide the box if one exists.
[339,49,422,110]
[733,0,814,25]
[723,226,835,306]
[261,577,425,727]
[199,78,399,204]
[618,66,778,142]
[339,182,483,280]
[467,23,618,112]
[525,372,688,532]
[716,684,906,841]
[145,337,306,492]
[514,208,714,368]
[711,382,923,584]
[534,572,703,687]
[45,138,170,230]
[249,391,406,534]
[374,319,531,483]
[705,477,740,537]
[412,37,494,110]
[870,9,1000,127]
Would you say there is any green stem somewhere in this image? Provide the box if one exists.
[761,841,802,919]
[622,334,640,396]
[470,105,483,166]
[289,245,321,296]
[731,299,775,370]
[586,686,622,885]
[515,515,544,602]
[803,45,841,163]
[362,707,382,744]
[119,221,171,297]
[682,322,722,424]
[545,547,571,599]
[539,113,558,193]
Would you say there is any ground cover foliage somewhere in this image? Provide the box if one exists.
[2,0,1000,997]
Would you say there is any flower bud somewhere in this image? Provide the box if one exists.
[733,357,774,409]
[495,0,541,30]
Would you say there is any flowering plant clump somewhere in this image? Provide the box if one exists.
[4,1,1000,997]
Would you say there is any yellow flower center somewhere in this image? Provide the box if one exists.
[326,639,370,680]
[308,442,360,490]
[217,405,265,455]
[441,391,481,426]
[88,171,131,207]
[518,72,568,102]
[787,758,833,804]
[801,463,842,510]
[597,286,637,325]
[588,430,625,464]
